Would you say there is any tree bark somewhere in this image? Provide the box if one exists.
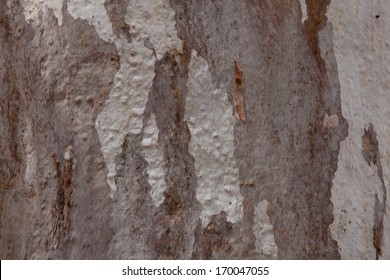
[0,0,389,259]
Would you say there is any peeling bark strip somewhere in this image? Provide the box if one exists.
[48,147,75,249]
[233,60,246,122]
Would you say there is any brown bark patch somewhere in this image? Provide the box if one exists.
[362,123,378,166]
[48,147,75,249]
[192,212,233,259]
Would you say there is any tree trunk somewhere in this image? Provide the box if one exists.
[0,0,389,259]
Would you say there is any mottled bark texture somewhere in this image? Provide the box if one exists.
[0,0,389,259]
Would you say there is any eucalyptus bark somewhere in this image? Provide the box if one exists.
[0,0,389,259]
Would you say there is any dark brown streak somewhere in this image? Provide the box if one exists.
[362,123,387,259]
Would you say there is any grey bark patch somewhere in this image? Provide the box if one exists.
[109,132,156,259]
[147,48,190,128]
[228,197,258,259]
[150,121,200,259]
[0,0,118,259]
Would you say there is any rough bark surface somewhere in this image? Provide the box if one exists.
[0,0,389,259]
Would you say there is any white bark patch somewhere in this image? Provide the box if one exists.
[323,113,339,128]
[21,0,64,25]
[186,50,244,227]
[68,0,114,43]
[141,114,166,207]
[299,0,308,24]
[328,0,390,259]
[253,200,278,259]
[68,0,182,195]
[63,145,73,161]
[125,0,182,60]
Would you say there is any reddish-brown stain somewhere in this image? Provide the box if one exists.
[233,60,246,122]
